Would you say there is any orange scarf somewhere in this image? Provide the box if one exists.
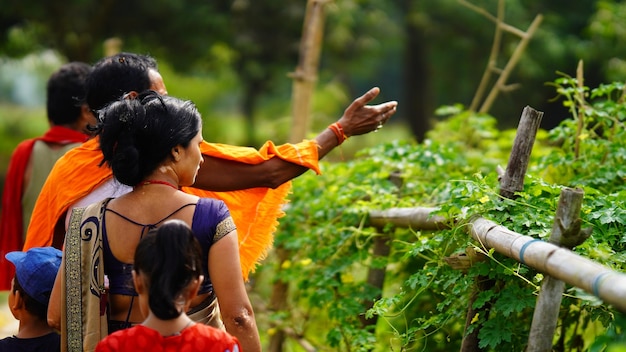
[0,126,88,290]
[23,137,320,280]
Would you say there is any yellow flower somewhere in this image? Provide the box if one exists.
[479,195,490,204]
[281,260,292,269]
[471,313,480,324]
[300,258,313,266]
[341,273,354,283]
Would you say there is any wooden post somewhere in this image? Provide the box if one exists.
[269,2,329,351]
[289,0,328,143]
[461,106,543,351]
[268,247,291,352]
[359,230,391,328]
[526,188,589,352]
[500,106,543,199]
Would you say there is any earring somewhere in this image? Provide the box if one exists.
[175,294,186,313]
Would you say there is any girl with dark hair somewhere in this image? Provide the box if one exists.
[95,220,241,352]
[49,91,260,352]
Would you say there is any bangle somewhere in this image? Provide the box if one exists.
[328,122,348,145]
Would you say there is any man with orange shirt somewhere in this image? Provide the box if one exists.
[23,52,397,278]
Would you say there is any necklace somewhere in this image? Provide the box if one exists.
[168,320,194,337]
[139,180,179,190]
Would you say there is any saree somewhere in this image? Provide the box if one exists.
[61,201,108,352]
[60,198,240,351]
[187,294,223,329]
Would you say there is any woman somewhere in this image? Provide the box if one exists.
[49,91,260,352]
[95,220,241,352]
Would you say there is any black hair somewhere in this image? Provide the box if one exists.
[97,90,202,186]
[85,52,157,112]
[134,219,203,320]
[46,62,92,125]
[12,277,48,321]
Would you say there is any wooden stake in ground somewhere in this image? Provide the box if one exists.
[461,106,543,352]
[526,188,590,352]
[269,2,329,352]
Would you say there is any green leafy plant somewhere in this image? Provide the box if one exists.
[261,76,626,351]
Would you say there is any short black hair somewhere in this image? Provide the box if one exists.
[12,277,48,321]
[86,52,158,112]
[46,62,92,126]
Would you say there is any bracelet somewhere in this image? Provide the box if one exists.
[328,122,348,145]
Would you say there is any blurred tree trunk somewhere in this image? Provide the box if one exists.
[242,81,261,147]
[401,0,432,143]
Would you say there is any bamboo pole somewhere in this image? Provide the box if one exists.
[469,216,626,312]
[288,0,328,143]
[479,14,543,113]
[368,206,626,312]
[467,0,504,112]
[270,2,329,351]
[369,207,449,230]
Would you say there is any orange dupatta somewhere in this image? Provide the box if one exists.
[23,137,321,279]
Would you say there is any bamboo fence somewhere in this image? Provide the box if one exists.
[368,207,626,313]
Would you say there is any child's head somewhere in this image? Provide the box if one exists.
[133,219,203,320]
[5,247,63,320]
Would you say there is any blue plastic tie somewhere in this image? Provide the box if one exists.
[592,272,611,298]
[519,239,542,265]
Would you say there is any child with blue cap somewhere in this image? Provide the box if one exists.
[0,246,62,351]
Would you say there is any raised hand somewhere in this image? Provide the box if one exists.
[337,87,398,137]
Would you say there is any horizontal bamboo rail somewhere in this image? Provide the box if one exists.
[368,207,626,313]
[369,207,449,230]
[469,217,626,312]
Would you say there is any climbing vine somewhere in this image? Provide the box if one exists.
[263,77,626,351]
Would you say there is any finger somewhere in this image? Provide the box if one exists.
[345,87,381,113]
[384,104,397,117]
[384,101,398,111]
[370,101,398,112]
[379,106,397,125]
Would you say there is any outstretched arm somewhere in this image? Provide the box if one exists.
[194,87,397,191]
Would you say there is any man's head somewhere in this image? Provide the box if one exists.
[6,247,63,319]
[46,61,92,126]
[86,52,166,112]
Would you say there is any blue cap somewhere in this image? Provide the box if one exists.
[5,247,63,305]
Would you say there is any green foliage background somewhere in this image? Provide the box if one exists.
[3,1,626,350]
[259,77,626,351]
